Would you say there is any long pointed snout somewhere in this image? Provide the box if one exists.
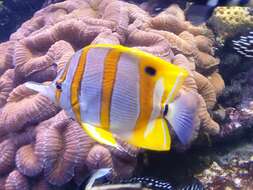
[24,81,56,102]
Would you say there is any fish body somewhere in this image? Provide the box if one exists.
[119,176,205,190]
[119,177,173,190]
[25,44,197,151]
[185,0,253,25]
[85,169,204,190]
[232,30,253,58]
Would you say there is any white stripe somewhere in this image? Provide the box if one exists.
[79,47,109,125]
[238,38,248,42]
[110,53,140,137]
[60,49,82,119]
[245,49,253,52]
[165,72,184,105]
[241,42,251,46]
[240,46,248,50]
[144,78,164,138]
[233,43,240,46]
[237,50,247,55]
[233,47,241,51]
[232,42,240,46]
[240,36,247,39]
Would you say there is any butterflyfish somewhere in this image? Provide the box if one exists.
[25,44,197,151]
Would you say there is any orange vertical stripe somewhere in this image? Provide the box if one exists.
[100,50,121,129]
[134,59,156,130]
[128,58,157,145]
[55,89,61,105]
[70,47,89,123]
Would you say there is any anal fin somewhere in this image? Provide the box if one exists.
[128,118,171,151]
[81,123,119,149]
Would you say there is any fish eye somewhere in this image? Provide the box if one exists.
[145,66,156,76]
[163,104,168,116]
[56,82,62,90]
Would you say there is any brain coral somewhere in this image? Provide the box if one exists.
[0,0,223,189]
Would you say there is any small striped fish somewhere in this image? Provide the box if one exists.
[232,30,253,58]
[25,44,197,151]
[119,177,174,189]
[119,177,205,190]
[85,169,205,190]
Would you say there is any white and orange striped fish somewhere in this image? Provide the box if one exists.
[25,44,197,151]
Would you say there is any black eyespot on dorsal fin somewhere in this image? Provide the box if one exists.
[145,66,156,76]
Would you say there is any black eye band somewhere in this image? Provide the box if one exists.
[56,82,62,90]
[145,66,156,76]
[163,104,168,116]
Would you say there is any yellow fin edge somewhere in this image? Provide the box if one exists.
[128,118,171,151]
[81,123,119,148]
[84,44,188,75]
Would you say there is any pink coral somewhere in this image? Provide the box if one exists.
[0,140,16,175]
[0,85,59,135]
[0,42,14,76]
[0,69,15,108]
[16,144,43,177]
[0,0,223,189]
[5,170,29,190]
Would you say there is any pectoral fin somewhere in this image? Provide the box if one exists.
[128,118,171,151]
[81,123,120,149]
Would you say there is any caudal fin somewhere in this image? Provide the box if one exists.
[166,91,198,145]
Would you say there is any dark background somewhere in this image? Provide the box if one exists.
[0,0,50,42]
